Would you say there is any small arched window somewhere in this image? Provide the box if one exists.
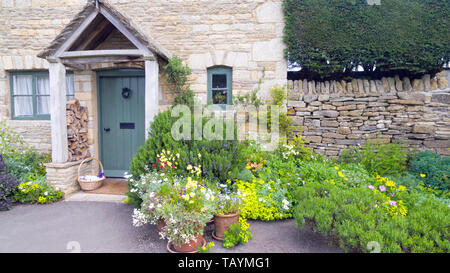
[207,66,232,107]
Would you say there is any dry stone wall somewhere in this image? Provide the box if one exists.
[287,71,450,156]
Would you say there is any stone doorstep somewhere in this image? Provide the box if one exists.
[64,192,127,203]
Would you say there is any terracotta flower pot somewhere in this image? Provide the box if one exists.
[213,212,239,241]
[156,219,166,233]
[173,233,204,253]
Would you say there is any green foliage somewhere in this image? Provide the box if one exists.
[13,177,63,204]
[340,140,410,176]
[233,69,264,108]
[0,121,50,182]
[165,56,191,93]
[283,0,450,79]
[0,155,19,210]
[408,151,449,194]
[267,85,292,136]
[128,110,247,206]
[223,217,253,248]
[164,56,195,107]
[293,180,450,253]
[235,178,294,221]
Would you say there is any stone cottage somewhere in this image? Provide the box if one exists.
[0,0,286,194]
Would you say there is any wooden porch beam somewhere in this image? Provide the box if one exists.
[60,49,142,58]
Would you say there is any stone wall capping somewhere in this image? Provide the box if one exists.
[289,72,449,156]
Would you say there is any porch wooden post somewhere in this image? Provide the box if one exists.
[48,58,69,163]
[144,56,159,138]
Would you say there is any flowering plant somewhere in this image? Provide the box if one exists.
[368,175,408,217]
[13,180,63,205]
[133,175,217,247]
[223,217,252,248]
[150,149,179,176]
[216,190,243,215]
[245,155,265,174]
[235,179,293,221]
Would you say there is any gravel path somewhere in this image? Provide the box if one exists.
[0,201,343,253]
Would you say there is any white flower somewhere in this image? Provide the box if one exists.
[149,192,155,198]
[44,192,48,196]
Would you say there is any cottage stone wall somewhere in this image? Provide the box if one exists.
[287,72,450,157]
[0,0,286,156]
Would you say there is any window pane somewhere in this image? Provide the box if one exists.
[212,89,227,104]
[13,75,32,95]
[14,96,33,116]
[66,73,75,99]
[212,74,227,89]
[36,76,49,95]
[36,96,50,115]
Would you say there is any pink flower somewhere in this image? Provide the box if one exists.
[390,193,395,197]
[368,185,375,190]
[389,200,397,206]
[379,185,386,192]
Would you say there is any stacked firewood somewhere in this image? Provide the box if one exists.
[66,99,91,162]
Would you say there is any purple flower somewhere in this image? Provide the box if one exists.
[390,193,395,197]
[302,181,305,185]
[389,200,397,206]
[368,185,375,190]
[97,172,104,178]
[379,185,386,192]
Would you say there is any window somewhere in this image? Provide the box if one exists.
[10,71,75,119]
[207,67,232,107]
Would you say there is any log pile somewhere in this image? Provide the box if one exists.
[66,99,91,162]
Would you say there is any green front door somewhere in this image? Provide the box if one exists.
[98,69,145,177]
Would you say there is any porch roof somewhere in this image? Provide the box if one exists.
[37,0,170,61]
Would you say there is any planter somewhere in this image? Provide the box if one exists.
[213,212,239,241]
[170,233,205,253]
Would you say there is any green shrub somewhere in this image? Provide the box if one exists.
[408,151,449,194]
[128,110,247,206]
[0,155,19,210]
[340,140,410,176]
[283,0,450,79]
[223,217,253,248]
[293,180,450,253]
[0,121,50,182]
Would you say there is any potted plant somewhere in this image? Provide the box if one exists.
[130,171,173,232]
[213,191,243,241]
[155,177,217,253]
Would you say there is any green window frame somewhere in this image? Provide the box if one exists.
[207,66,232,108]
[10,71,74,120]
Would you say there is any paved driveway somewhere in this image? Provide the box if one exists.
[0,201,343,253]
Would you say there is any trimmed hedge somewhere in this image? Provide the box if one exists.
[283,0,450,79]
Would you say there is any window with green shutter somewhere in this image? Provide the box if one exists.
[10,71,74,120]
[207,66,232,108]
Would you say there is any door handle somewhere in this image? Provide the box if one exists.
[104,128,110,132]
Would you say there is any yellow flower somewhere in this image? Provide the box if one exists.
[420,173,426,178]
[202,247,206,251]
[334,166,339,170]
[344,178,348,181]
[398,185,406,191]
[246,165,251,170]
[338,171,344,178]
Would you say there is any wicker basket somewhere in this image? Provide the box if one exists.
[77,157,106,191]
